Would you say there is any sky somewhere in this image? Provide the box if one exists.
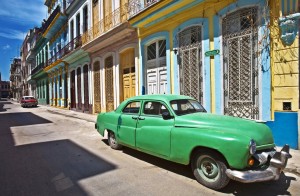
[0,0,47,81]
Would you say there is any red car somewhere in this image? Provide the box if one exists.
[20,96,38,107]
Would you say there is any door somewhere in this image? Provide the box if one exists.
[77,67,82,110]
[117,101,141,147]
[83,65,89,112]
[92,0,99,37]
[71,70,76,108]
[222,7,259,119]
[136,101,173,157]
[145,40,167,94]
[104,0,112,30]
[93,61,101,113]
[120,49,135,101]
[178,26,203,102]
[105,56,114,111]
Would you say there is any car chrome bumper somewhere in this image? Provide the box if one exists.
[226,144,292,183]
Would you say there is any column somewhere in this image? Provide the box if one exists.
[61,69,65,108]
[67,69,71,109]
[49,77,53,106]
[57,74,61,107]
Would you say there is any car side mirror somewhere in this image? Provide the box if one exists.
[162,111,173,120]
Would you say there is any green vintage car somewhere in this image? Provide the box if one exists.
[95,94,291,190]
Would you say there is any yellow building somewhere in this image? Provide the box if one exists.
[82,0,138,113]
[128,0,299,149]
[269,0,299,149]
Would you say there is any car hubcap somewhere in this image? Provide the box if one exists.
[110,134,116,145]
[197,157,219,181]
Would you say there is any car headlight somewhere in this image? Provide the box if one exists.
[249,139,256,155]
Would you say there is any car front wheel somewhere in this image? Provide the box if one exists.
[108,131,122,150]
[191,150,230,190]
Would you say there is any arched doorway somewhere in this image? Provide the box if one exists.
[77,67,82,110]
[222,7,259,119]
[178,26,203,102]
[83,64,89,112]
[93,61,101,113]
[70,70,76,109]
[145,39,167,94]
[120,48,135,102]
[105,56,114,111]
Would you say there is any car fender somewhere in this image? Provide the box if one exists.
[170,127,251,169]
[96,113,119,137]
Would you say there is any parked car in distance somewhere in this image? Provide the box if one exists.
[95,94,291,190]
[20,96,38,107]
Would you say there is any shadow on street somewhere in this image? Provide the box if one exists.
[0,101,117,196]
[103,139,295,195]
[0,100,13,112]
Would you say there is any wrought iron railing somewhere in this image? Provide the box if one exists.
[47,36,82,66]
[82,4,128,45]
[128,0,159,18]
[31,62,46,75]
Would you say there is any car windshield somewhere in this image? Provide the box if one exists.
[170,99,206,115]
[25,97,35,100]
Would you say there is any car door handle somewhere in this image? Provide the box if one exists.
[138,117,145,120]
[132,116,138,120]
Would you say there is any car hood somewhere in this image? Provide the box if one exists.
[174,113,274,147]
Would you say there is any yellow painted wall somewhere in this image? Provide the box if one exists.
[270,0,299,114]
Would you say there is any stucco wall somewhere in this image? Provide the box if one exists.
[270,0,299,113]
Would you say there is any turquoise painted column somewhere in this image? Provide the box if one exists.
[57,74,61,107]
[61,70,66,108]
[49,77,53,106]
[55,75,58,106]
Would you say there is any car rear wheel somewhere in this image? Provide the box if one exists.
[108,131,122,150]
[191,150,230,190]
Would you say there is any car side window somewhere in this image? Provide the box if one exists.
[143,101,168,115]
[122,101,140,114]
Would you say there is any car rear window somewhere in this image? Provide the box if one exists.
[25,97,35,100]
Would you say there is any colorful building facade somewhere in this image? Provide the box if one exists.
[16,0,299,149]
[267,0,299,149]
[128,0,299,149]
[82,0,138,113]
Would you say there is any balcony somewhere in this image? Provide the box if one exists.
[82,4,128,45]
[47,36,82,66]
[128,0,160,18]
[41,5,67,39]
[31,62,46,76]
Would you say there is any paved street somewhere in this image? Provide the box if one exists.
[0,99,299,196]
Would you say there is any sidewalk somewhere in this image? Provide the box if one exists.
[285,147,300,176]
[38,104,97,123]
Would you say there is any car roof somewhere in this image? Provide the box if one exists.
[126,94,193,102]
[22,96,35,98]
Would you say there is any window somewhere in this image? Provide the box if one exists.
[70,20,74,40]
[76,13,80,37]
[147,42,156,60]
[83,5,88,33]
[146,40,166,61]
[122,101,140,114]
[170,99,206,115]
[143,101,168,115]
[158,40,166,57]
